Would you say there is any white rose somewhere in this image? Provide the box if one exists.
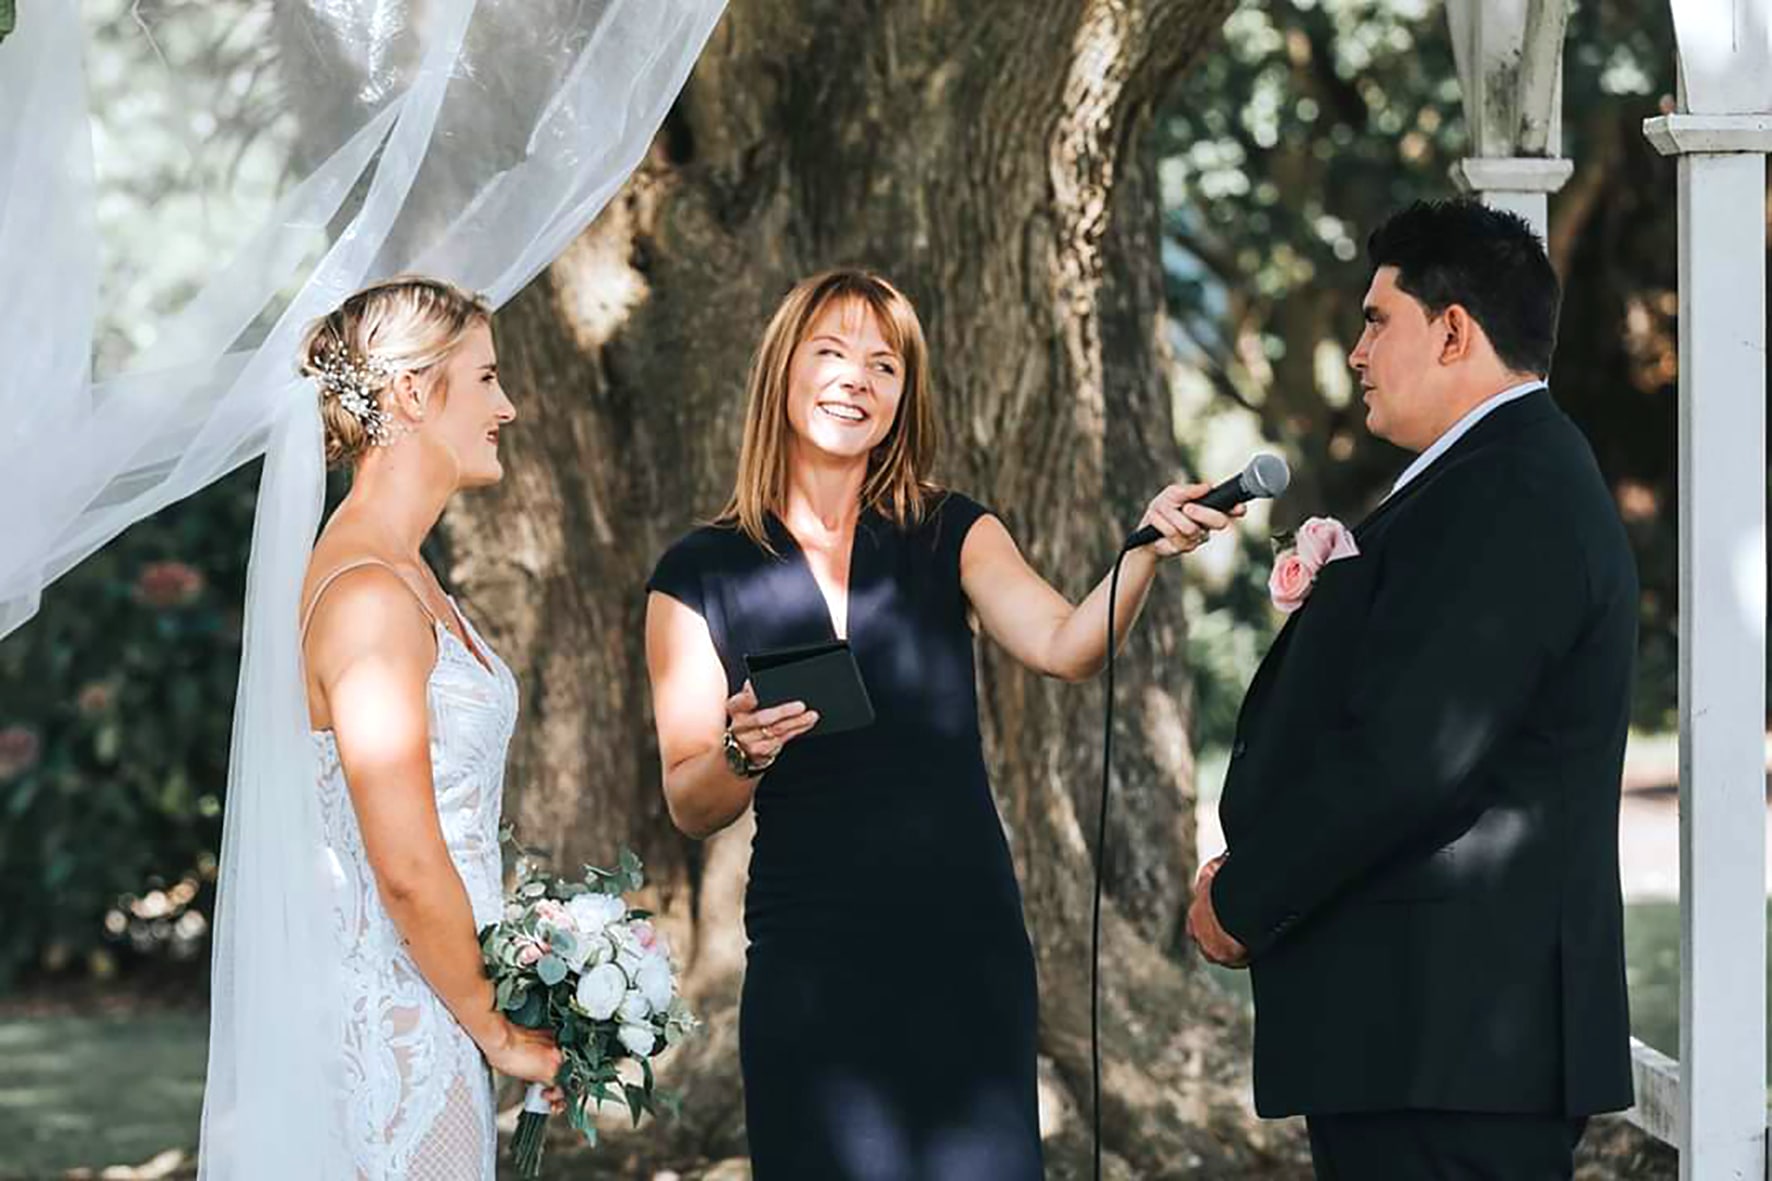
[617,1023,657,1057]
[636,953,674,1013]
[574,962,626,1021]
[576,931,614,969]
[558,930,593,973]
[617,989,651,1024]
[567,893,626,934]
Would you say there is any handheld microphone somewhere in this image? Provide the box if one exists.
[1121,453,1291,550]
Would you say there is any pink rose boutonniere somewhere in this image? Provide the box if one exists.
[1268,516,1359,613]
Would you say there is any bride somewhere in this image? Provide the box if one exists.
[296,277,562,1177]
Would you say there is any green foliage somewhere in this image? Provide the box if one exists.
[0,1,16,45]
[0,465,259,987]
[0,0,299,990]
[1162,0,1686,751]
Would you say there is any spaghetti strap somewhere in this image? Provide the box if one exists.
[300,558,439,640]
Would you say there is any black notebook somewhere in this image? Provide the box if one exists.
[743,640,875,736]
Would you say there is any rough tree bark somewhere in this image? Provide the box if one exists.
[435,2,1309,1175]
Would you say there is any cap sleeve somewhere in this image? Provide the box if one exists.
[928,490,999,558]
[646,529,713,619]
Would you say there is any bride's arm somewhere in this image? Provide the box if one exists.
[307,568,560,1087]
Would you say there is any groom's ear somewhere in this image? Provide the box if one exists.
[1436,303,1480,366]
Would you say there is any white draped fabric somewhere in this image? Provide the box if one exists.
[0,2,724,1175]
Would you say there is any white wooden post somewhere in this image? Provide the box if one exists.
[1645,3,1772,1174]
[1644,98,1772,1181]
[1445,0,1573,242]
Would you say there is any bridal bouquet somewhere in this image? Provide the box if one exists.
[481,843,697,1178]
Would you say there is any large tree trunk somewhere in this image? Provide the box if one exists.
[442,2,1305,1174]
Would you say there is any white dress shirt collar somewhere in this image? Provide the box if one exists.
[1386,379,1547,499]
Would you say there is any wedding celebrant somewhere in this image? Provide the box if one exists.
[644,268,1236,1180]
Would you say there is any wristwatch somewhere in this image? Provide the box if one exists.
[723,725,775,778]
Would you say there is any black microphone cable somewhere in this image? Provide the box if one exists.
[1091,541,1131,1181]
[1089,456,1287,1178]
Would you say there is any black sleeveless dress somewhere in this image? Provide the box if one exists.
[648,492,1042,1180]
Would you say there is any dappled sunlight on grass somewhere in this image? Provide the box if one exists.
[0,1014,205,1178]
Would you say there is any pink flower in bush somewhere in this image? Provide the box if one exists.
[0,726,41,780]
[77,682,115,716]
[134,561,205,609]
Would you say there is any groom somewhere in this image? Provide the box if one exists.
[1186,200,1637,1179]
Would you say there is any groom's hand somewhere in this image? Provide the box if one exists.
[1186,854,1248,968]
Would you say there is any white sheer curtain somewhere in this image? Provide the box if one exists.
[0,2,724,1175]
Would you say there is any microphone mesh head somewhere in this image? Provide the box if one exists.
[1243,453,1291,498]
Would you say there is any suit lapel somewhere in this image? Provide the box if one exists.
[1233,390,1563,753]
[1353,389,1560,543]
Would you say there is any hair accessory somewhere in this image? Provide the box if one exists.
[311,339,401,446]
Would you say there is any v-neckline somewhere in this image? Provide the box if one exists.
[773,511,866,643]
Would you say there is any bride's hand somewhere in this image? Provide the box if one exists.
[478,1018,566,1110]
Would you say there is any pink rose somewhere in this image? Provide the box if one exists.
[631,920,657,950]
[1268,552,1314,614]
[1293,517,1360,572]
[533,899,570,927]
[515,937,550,967]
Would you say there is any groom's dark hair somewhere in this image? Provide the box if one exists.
[1367,199,1561,376]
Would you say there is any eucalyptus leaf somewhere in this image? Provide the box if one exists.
[535,953,568,986]
[512,988,547,1029]
[623,1082,647,1126]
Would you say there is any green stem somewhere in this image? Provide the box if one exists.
[512,1111,548,1179]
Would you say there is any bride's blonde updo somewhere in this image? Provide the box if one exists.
[298,275,492,468]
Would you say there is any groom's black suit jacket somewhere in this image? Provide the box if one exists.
[1212,389,1637,1119]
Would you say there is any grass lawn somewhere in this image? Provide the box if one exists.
[0,903,1750,1177]
[0,1012,206,1179]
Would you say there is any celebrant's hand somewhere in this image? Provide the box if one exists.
[1134,481,1242,559]
[726,680,820,768]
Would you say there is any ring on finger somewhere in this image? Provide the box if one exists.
[761,723,775,740]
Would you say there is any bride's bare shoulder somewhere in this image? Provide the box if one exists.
[302,549,432,660]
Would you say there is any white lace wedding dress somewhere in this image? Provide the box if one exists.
[306,563,518,1180]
